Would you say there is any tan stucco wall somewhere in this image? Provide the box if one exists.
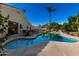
[0,3,31,30]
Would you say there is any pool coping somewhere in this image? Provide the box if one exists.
[3,33,79,46]
[3,31,79,48]
[2,33,41,46]
[59,31,79,41]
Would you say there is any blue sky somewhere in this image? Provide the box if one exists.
[8,3,79,26]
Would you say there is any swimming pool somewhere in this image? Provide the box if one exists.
[4,34,77,49]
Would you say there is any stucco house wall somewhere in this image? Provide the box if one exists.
[0,3,32,38]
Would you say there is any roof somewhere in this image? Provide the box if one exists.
[0,3,32,26]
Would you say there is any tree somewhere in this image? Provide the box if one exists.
[62,23,69,31]
[76,13,79,31]
[61,15,78,32]
[68,16,76,25]
[67,15,79,32]
[46,6,56,32]
[49,22,61,31]
[0,14,9,34]
[0,6,9,40]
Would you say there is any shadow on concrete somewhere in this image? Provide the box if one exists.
[6,41,49,56]
[22,41,49,56]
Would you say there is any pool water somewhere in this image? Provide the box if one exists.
[4,35,77,49]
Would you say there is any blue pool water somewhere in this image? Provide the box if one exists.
[4,35,77,49]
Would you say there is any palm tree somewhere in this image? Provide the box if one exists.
[46,6,56,32]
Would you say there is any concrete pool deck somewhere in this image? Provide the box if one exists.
[38,41,79,56]
[59,31,79,41]
[3,31,79,56]
[4,41,79,56]
[2,33,39,45]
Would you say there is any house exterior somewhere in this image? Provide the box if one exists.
[0,3,32,37]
